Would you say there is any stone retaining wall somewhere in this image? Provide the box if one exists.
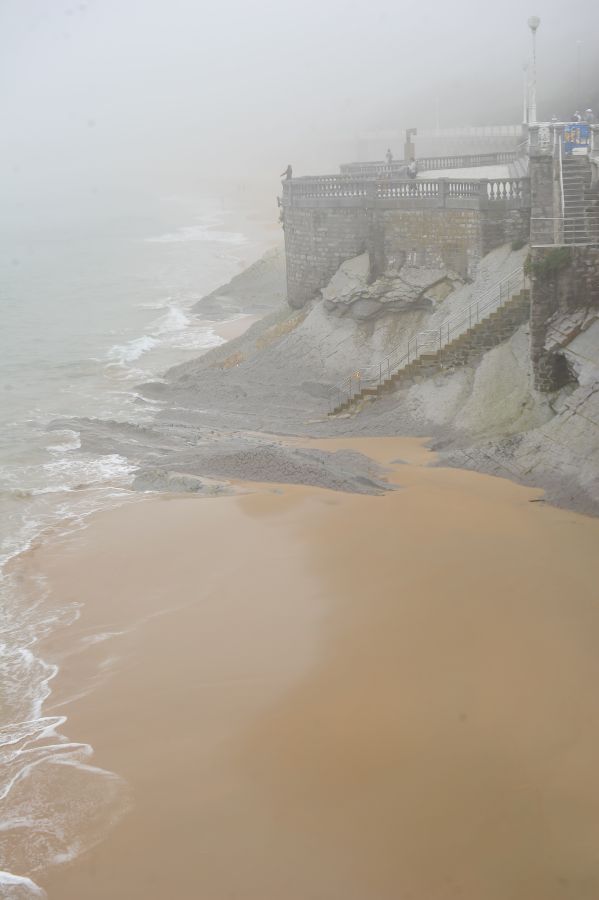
[284,207,369,309]
[529,246,599,391]
[377,209,481,278]
[283,203,530,307]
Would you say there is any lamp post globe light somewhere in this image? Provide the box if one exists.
[528,16,541,124]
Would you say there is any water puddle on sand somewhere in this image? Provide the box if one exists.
[24,437,599,900]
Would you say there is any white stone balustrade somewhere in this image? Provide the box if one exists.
[340,150,522,177]
[282,174,529,210]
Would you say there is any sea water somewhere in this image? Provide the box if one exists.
[0,195,275,896]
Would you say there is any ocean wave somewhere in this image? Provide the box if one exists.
[164,326,224,352]
[105,313,227,376]
[0,204,266,890]
[153,305,190,334]
[135,297,172,310]
[145,224,248,245]
[1,488,33,501]
[0,870,46,899]
[42,453,134,492]
[0,737,130,886]
[0,465,135,575]
[46,431,81,455]
[0,497,133,890]
[107,335,159,365]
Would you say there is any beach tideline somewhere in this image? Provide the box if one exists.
[27,437,599,900]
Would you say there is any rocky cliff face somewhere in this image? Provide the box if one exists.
[321,253,461,321]
[67,242,598,514]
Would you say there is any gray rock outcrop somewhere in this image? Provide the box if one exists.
[321,253,462,321]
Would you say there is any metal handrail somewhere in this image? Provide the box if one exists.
[330,267,526,412]
[558,131,565,245]
[531,213,599,246]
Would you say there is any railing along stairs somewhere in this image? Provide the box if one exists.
[329,267,528,415]
[531,127,599,247]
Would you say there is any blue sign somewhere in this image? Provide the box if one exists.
[563,123,591,154]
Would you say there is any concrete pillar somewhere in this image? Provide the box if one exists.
[528,148,556,245]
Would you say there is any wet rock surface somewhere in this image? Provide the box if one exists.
[50,243,599,513]
[192,247,286,320]
[52,416,394,496]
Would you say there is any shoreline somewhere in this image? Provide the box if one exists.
[13,436,599,899]
[0,292,272,896]
[3,236,598,897]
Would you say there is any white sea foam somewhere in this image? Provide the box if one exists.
[80,630,126,648]
[42,453,134,489]
[0,530,132,887]
[105,310,223,371]
[146,223,248,245]
[0,871,46,899]
[0,200,266,890]
[165,326,224,352]
[47,431,81,455]
[107,335,160,364]
[135,297,172,310]
[153,305,190,334]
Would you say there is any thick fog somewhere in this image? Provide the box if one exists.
[2,0,598,224]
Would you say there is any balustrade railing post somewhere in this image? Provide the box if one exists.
[439,178,448,209]
[477,179,489,208]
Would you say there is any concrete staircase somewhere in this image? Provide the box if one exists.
[561,156,599,245]
[330,270,529,416]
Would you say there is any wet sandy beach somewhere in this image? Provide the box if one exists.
[28,437,599,900]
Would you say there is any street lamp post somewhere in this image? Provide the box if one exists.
[527,16,541,124]
[522,62,529,124]
[576,40,582,111]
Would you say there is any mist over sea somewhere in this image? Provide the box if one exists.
[0,194,274,896]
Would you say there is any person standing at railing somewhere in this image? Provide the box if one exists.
[407,160,417,179]
[386,148,394,165]
[280,164,293,180]
[585,109,595,124]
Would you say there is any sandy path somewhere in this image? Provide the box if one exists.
[213,314,260,342]
[27,436,599,900]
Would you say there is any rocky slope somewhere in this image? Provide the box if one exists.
[60,242,599,513]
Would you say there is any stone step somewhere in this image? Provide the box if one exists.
[331,284,532,414]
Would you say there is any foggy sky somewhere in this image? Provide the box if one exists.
[2,0,598,220]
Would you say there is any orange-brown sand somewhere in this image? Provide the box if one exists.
[28,437,599,900]
[214,314,259,342]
